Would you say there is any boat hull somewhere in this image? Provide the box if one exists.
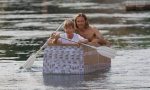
[43,45,111,74]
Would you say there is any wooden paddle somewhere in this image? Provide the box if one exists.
[81,43,116,59]
[19,22,64,69]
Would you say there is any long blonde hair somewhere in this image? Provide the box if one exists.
[74,13,89,30]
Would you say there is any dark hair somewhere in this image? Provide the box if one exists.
[74,13,89,29]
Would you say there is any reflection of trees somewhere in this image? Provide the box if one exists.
[88,0,124,3]
[2,0,32,11]
[6,0,73,14]
[0,2,6,28]
[42,0,48,14]
[109,27,150,49]
[0,37,46,61]
[0,1,5,11]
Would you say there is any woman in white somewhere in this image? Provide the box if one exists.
[51,19,88,45]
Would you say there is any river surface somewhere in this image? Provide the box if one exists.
[0,0,150,90]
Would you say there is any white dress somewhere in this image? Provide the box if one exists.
[58,33,87,44]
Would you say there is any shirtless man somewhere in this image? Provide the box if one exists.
[74,13,110,46]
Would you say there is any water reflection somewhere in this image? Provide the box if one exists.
[43,74,84,87]
[43,70,109,89]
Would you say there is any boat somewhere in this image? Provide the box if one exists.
[43,44,111,74]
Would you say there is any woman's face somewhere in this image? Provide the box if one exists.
[76,16,86,29]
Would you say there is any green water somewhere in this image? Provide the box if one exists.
[0,1,150,60]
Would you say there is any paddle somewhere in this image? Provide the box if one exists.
[19,22,64,69]
[81,43,116,59]
[59,37,116,59]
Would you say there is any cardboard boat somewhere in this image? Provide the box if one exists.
[43,44,111,74]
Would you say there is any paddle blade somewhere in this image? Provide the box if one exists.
[97,46,117,59]
[19,54,37,69]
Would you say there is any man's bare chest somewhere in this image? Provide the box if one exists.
[80,30,94,39]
